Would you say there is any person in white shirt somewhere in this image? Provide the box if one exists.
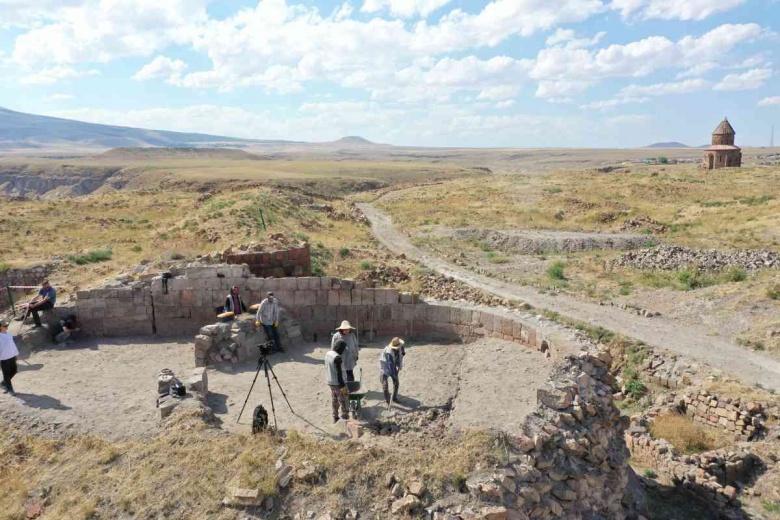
[0,319,20,395]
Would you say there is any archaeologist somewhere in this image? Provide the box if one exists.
[379,337,406,409]
[331,320,359,382]
[256,291,282,353]
[51,314,80,348]
[223,286,248,316]
[0,319,20,395]
[325,339,349,423]
[18,281,56,328]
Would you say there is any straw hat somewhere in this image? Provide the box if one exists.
[337,320,355,331]
[388,337,404,349]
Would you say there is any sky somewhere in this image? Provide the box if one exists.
[0,0,779,148]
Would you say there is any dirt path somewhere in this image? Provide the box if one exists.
[358,200,780,391]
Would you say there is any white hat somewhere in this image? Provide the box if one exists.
[388,337,405,349]
[338,320,355,330]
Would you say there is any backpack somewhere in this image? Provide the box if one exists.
[170,378,186,397]
[252,405,269,434]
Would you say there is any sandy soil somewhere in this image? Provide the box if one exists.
[357,199,780,391]
[0,336,550,439]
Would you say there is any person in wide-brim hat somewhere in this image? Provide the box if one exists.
[379,337,406,408]
[332,320,359,382]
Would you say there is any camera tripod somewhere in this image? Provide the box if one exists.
[236,343,295,432]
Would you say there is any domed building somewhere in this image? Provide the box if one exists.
[703,117,741,170]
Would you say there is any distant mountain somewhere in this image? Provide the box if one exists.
[332,136,377,145]
[0,106,287,150]
[644,142,691,148]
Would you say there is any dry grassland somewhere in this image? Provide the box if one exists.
[0,187,384,298]
[0,413,499,520]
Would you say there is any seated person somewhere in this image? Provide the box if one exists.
[51,314,80,347]
[19,281,56,328]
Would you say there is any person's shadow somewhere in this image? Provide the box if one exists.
[17,363,44,372]
[14,393,71,410]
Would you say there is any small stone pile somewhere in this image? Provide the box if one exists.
[367,406,449,439]
[355,265,410,288]
[613,245,780,272]
[621,216,668,234]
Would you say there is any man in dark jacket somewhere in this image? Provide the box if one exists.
[324,340,349,423]
[223,286,247,316]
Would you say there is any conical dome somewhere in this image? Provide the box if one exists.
[713,117,735,135]
[711,118,735,145]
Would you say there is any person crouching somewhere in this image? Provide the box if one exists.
[325,340,350,423]
[379,337,405,409]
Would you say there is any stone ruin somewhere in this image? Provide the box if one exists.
[194,314,303,367]
[157,366,209,419]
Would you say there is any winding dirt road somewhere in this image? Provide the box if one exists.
[357,199,780,391]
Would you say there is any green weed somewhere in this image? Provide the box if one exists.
[68,250,113,265]
[547,261,566,281]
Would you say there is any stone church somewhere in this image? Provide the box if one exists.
[703,117,742,170]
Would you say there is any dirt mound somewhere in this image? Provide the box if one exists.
[613,245,780,272]
[447,228,653,255]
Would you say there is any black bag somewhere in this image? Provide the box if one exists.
[252,405,269,434]
[170,378,186,397]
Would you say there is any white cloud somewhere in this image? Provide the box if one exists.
[360,0,452,18]
[526,23,762,98]
[544,28,606,49]
[45,93,74,101]
[535,80,592,99]
[19,66,100,84]
[133,56,188,83]
[757,96,780,106]
[605,114,651,126]
[0,0,82,28]
[676,62,717,79]
[477,85,520,100]
[611,0,745,20]
[495,100,516,109]
[620,78,711,97]
[580,96,649,109]
[714,68,773,91]
[11,0,208,67]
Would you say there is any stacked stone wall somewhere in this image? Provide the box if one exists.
[65,265,560,359]
[681,390,767,440]
[224,244,311,278]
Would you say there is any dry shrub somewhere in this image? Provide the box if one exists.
[649,414,730,454]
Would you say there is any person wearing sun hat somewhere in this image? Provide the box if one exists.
[0,319,20,396]
[378,337,406,408]
[331,320,359,382]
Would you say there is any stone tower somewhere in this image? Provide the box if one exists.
[703,117,741,170]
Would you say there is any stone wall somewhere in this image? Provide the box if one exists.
[224,244,311,278]
[65,265,561,360]
[626,428,760,511]
[681,390,767,441]
[440,348,640,519]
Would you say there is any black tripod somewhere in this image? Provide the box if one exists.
[237,342,295,431]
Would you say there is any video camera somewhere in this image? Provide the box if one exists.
[256,340,275,358]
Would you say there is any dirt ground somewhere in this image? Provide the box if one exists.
[358,199,780,391]
[0,336,551,439]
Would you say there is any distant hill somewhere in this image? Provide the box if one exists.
[644,142,691,149]
[0,106,291,150]
[332,136,378,146]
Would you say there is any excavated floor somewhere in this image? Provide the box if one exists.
[0,336,551,439]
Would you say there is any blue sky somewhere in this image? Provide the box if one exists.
[0,0,778,148]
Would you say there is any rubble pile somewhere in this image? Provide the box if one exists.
[613,245,780,272]
[621,216,668,234]
[367,406,450,439]
[355,265,410,287]
[418,273,509,307]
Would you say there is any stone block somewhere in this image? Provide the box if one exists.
[399,292,413,304]
[361,289,375,305]
[187,367,208,395]
[159,398,180,419]
[339,290,352,306]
